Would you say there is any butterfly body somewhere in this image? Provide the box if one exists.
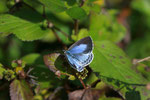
[64,36,94,72]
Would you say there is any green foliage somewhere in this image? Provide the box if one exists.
[0,14,49,41]
[131,0,150,16]
[0,0,150,100]
[4,69,15,81]
[91,40,145,84]
[71,28,89,41]
[38,0,67,13]
[66,6,87,19]
[22,53,40,65]
[0,63,6,79]
[89,10,126,43]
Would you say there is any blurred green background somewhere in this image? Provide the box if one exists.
[0,0,150,100]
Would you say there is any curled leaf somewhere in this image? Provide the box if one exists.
[43,53,76,79]
[68,88,104,100]
[43,53,61,73]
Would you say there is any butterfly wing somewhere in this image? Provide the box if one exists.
[65,53,84,72]
[73,52,94,67]
[68,36,93,54]
[65,51,94,72]
[65,36,94,72]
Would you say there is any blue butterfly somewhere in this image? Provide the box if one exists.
[64,36,94,72]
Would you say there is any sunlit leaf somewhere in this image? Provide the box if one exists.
[38,0,67,13]
[90,40,146,84]
[0,14,49,41]
[89,10,126,43]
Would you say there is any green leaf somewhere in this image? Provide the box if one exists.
[22,53,40,65]
[0,0,9,13]
[7,37,21,62]
[131,0,150,16]
[64,0,76,6]
[71,28,89,41]
[0,14,49,41]
[0,63,6,79]
[24,0,44,14]
[103,78,150,100]
[10,79,33,100]
[89,10,126,43]
[90,40,146,84]
[66,7,87,20]
[38,0,67,13]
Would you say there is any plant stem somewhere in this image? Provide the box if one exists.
[51,28,67,49]
[133,56,150,65]
[74,20,79,35]
[80,0,85,7]
[79,78,87,89]
[54,26,69,37]
[51,28,61,43]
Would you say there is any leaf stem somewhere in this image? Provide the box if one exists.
[80,0,86,7]
[133,56,150,65]
[74,20,79,35]
[51,28,67,49]
[79,78,87,89]
[54,26,69,38]
[51,28,61,43]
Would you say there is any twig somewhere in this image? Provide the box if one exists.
[79,78,87,89]
[80,0,86,7]
[49,87,63,100]
[51,28,67,49]
[54,26,69,37]
[74,20,79,35]
[51,28,61,43]
[42,6,46,18]
[90,79,101,88]
[74,0,85,35]
[133,56,150,65]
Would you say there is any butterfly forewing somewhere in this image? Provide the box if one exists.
[68,36,93,54]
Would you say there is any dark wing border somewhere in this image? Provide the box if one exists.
[68,36,93,53]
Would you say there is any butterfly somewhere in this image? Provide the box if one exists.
[64,36,94,72]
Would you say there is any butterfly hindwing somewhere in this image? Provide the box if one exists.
[73,53,94,67]
[65,53,84,72]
